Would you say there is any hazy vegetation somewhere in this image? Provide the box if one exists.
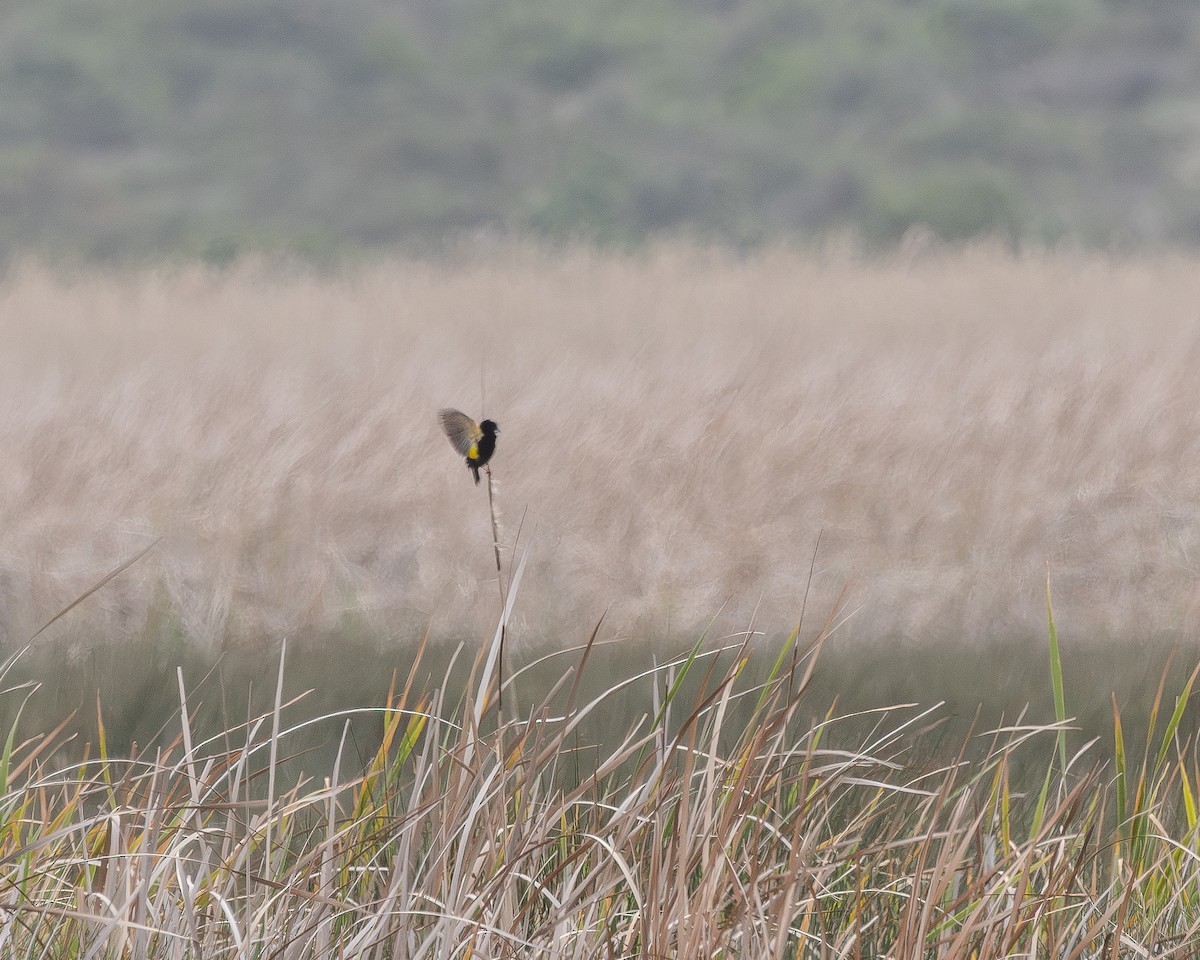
[3,246,1200,751]
[3,0,1200,262]
[6,248,1200,652]
[5,244,1200,950]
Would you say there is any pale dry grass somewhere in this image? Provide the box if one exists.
[3,244,1200,652]
[8,629,1200,958]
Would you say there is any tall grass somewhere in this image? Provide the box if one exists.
[4,246,1200,655]
[5,246,1200,954]
[4,601,1200,957]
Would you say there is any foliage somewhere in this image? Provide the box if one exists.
[2,0,1200,261]
[4,597,1200,955]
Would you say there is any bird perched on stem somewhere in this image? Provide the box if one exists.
[438,409,499,484]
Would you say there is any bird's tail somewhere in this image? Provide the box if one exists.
[471,464,481,484]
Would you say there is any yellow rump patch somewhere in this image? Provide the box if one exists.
[468,442,479,459]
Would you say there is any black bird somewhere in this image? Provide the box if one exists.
[438,409,499,484]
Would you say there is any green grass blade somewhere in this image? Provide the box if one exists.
[1153,660,1200,776]
[1045,565,1067,775]
[1113,693,1127,843]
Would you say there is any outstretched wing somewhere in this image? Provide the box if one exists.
[438,408,483,457]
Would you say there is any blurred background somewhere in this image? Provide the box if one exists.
[5,0,1200,752]
[3,0,1199,263]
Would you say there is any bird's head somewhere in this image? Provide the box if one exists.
[480,419,499,436]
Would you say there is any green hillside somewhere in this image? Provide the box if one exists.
[3,0,1198,261]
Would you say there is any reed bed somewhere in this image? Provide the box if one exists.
[6,245,1200,955]
[4,589,1200,959]
[4,246,1200,655]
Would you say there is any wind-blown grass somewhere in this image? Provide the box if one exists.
[5,246,1200,658]
[5,246,1200,954]
[4,599,1200,958]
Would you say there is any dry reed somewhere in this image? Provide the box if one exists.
[2,244,1200,653]
[3,609,1198,957]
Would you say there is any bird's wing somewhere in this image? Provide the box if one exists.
[438,409,483,456]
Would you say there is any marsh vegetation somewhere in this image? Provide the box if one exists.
[5,247,1200,953]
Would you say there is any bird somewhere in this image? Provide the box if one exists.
[438,409,499,485]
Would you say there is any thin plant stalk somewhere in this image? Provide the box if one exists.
[486,463,506,718]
